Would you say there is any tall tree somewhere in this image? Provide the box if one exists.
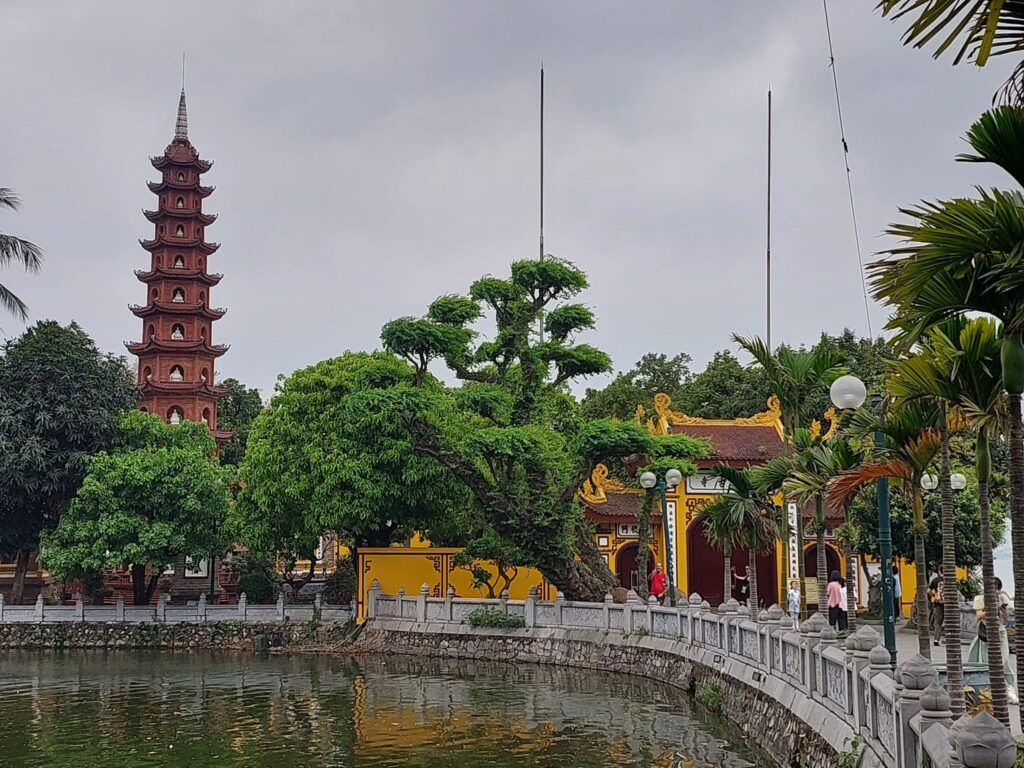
[43,412,231,605]
[234,352,475,588]
[675,350,771,419]
[380,257,706,599]
[868,107,1024,725]
[0,188,43,322]
[581,352,692,420]
[0,321,137,603]
[215,378,263,466]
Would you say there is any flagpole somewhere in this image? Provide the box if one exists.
[766,88,772,350]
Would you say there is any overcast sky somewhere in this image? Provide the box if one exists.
[0,2,1011,400]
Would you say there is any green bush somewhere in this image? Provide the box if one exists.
[238,571,277,603]
[695,681,724,714]
[321,556,355,605]
[467,607,525,629]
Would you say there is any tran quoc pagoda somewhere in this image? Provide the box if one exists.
[127,89,231,443]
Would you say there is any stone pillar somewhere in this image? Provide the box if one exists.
[603,592,613,631]
[114,598,125,623]
[198,593,208,622]
[554,591,565,627]
[687,592,702,643]
[238,592,248,621]
[416,583,429,623]
[499,589,509,617]
[846,624,881,732]
[366,578,382,620]
[647,594,658,634]
[0,593,5,623]
[314,591,323,612]
[888,649,927,767]
[74,597,85,623]
[950,711,1016,768]
[156,594,167,622]
[274,591,285,622]
[624,589,642,634]
[799,612,825,695]
[34,594,44,623]
[446,586,456,623]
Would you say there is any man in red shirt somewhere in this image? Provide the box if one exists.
[650,562,668,604]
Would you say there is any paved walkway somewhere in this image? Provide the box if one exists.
[891,624,1022,734]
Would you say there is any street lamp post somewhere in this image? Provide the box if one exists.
[640,468,683,607]
[830,374,898,668]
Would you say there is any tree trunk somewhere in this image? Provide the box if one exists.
[11,547,30,605]
[748,548,759,611]
[977,431,1009,725]
[130,564,151,606]
[553,522,617,601]
[816,495,827,616]
[723,546,732,607]
[843,541,857,631]
[912,488,931,657]
[939,421,964,717]
[1007,390,1024,734]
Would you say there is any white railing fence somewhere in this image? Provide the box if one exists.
[0,592,353,625]
[367,581,1016,768]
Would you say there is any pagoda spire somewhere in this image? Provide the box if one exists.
[174,89,188,141]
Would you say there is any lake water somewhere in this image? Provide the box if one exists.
[0,651,770,768]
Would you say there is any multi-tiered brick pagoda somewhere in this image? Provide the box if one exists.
[127,90,231,442]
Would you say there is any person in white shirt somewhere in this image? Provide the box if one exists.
[967,577,1017,704]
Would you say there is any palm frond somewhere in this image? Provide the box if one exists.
[0,188,22,211]
[825,459,913,516]
[878,1,1024,66]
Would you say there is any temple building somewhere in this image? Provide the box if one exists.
[126,89,231,442]
[580,393,855,609]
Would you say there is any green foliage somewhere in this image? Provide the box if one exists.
[0,321,138,567]
[581,352,693,420]
[694,681,724,714]
[0,187,43,321]
[836,734,865,768]
[234,351,474,584]
[377,258,707,600]
[216,378,263,467]
[321,556,356,606]
[238,571,277,604]
[466,607,526,629]
[451,529,527,598]
[42,412,232,604]
[674,350,770,419]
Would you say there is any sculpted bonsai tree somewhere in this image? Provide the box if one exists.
[378,257,705,600]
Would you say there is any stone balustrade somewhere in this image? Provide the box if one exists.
[367,581,1017,768]
[0,591,354,625]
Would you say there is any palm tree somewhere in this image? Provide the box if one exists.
[878,1,1024,104]
[733,335,847,609]
[0,188,43,320]
[868,107,1024,724]
[827,402,943,657]
[887,318,976,716]
[702,464,783,610]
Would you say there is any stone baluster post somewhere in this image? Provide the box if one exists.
[416,583,429,623]
[73,596,84,623]
[554,591,565,628]
[949,711,1016,768]
[156,594,167,622]
[799,612,825,695]
[366,578,382,620]
[314,590,323,619]
[114,598,125,623]
[846,624,881,732]
[721,598,739,656]
[624,589,641,634]
[33,594,44,623]
[687,593,702,643]
[238,592,248,621]
[0,593,5,623]
[603,593,613,631]
[499,589,509,617]
[446,586,456,623]
[647,594,658,634]
[198,593,209,623]
[274,591,284,622]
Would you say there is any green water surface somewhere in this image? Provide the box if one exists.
[0,651,770,767]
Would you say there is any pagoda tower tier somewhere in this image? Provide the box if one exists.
[127,89,231,443]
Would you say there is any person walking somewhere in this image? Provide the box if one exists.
[891,564,902,621]
[649,562,667,605]
[826,570,843,628]
[838,577,849,631]
[787,579,801,631]
[928,575,945,646]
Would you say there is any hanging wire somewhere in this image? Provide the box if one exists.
[822,0,874,340]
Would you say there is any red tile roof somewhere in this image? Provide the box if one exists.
[671,423,785,464]
[582,492,645,520]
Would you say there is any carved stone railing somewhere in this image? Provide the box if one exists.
[366,580,1017,768]
[0,592,353,625]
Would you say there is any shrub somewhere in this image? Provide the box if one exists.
[238,571,277,603]
[467,607,525,629]
[321,556,355,605]
[695,681,723,714]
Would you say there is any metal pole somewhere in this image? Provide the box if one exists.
[659,480,676,607]
[876,427,898,668]
[766,88,771,350]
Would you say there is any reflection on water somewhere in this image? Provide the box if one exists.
[0,651,769,767]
